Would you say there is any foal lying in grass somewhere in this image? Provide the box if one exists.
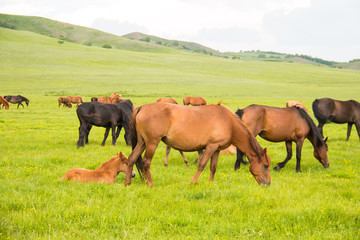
[62,152,135,184]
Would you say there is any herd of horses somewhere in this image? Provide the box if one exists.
[2,93,358,186]
[62,96,360,187]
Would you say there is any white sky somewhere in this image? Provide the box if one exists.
[1,0,359,62]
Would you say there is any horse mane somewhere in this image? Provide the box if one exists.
[97,155,119,169]
[296,107,324,146]
[233,109,263,156]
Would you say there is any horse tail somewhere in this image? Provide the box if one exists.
[312,99,327,123]
[296,107,324,146]
[129,106,145,181]
[235,108,244,120]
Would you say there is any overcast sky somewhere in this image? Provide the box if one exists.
[1,0,359,62]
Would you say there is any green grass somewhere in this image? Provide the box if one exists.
[1,27,360,239]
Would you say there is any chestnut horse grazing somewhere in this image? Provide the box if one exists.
[58,97,72,108]
[67,96,83,107]
[183,96,207,106]
[313,98,360,141]
[124,103,271,187]
[62,152,135,184]
[0,96,9,110]
[286,100,308,112]
[235,105,329,172]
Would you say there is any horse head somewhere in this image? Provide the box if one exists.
[116,152,135,178]
[313,137,330,168]
[249,148,271,186]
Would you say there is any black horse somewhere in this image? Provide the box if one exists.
[312,98,360,141]
[4,95,29,109]
[76,99,133,148]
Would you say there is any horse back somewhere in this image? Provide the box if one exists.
[136,103,234,151]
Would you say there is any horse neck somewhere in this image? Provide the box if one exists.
[95,159,119,177]
[233,119,262,161]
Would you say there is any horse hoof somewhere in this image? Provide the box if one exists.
[273,166,281,171]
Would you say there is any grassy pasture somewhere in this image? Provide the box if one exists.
[1,27,360,239]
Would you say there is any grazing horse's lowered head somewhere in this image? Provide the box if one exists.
[62,152,135,184]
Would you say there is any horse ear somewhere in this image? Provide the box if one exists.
[262,148,268,156]
[324,137,328,143]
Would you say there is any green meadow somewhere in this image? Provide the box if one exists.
[1,27,360,239]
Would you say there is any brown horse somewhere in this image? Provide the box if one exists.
[124,103,271,187]
[109,93,122,102]
[0,96,9,110]
[58,97,72,108]
[156,98,199,166]
[313,98,360,141]
[183,96,207,106]
[67,96,83,107]
[157,97,178,104]
[97,97,113,104]
[235,105,329,172]
[62,152,135,184]
[286,100,308,112]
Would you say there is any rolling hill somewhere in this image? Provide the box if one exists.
[0,12,359,70]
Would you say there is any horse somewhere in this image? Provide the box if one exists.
[91,97,98,102]
[312,98,360,141]
[0,96,9,110]
[67,96,83,107]
[58,97,72,108]
[183,96,207,106]
[62,152,136,184]
[157,97,178,104]
[109,93,122,102]
[234,105,329,172]
[286,100,308,112]
[124,103,271,187]
[97,97,113,104]
[76,99,133,147]
[156,98,198,166]
[4,95,29,109]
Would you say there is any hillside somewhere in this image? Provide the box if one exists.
[0,13,359,70]
[123,32,224,56]
[0,13,177,53]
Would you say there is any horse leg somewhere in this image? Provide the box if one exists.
[179,151,189,166]
[85,125,92,144]
[234,148,249,171]
[346,123,353,141]
[273,141,293,171]
[354,121,360,141]
[192,150,204,164]
[209,150,220,182]
[317,122,325,137]
[295,139,304,172]
[101,128,110,146]
[190,144,219,184]
[115,125,122,140]
[164,146,171,166]
[142,141,160,187]
[77,123,87,147]
[124,138,146,186]
[111,125,117,145]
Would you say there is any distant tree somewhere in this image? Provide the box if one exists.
[172,41,179,47]
[102,43,112,49]
[140,37,150,42]
[258,53,266,58]
[155,40,162,45]
[83,41,92,46]
[57,40,64,46]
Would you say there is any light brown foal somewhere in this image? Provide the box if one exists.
[62,152,135,184]
[125,103,271,187]
[183,96,207,106]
